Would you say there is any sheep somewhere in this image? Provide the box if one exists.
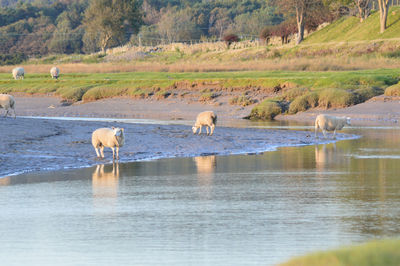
[50,66,60,79]
[92,127,125,160]
[0,94,16,118]
[192,111,217,136]
[12,67,24,80]
[315,114,351,139]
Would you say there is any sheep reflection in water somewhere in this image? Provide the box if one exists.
[92,163,120,210]
[194,156,216,198]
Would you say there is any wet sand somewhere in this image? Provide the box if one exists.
[5,94,396,177]
[0,116,356,178]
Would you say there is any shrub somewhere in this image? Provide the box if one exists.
[200,92,218,101]
[0,53,28,66]
[249,99,282,120]
[288,92,319,114]
[318,88,358,109]
[384,82,400,96]
[223,34,239,48]
[229,95,256,106]
[281,87,309,101]
[355,86,383,102]
[56,87,91,102]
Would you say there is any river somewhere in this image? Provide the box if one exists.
[0,123,399,265]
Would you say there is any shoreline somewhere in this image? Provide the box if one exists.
[0,116,358,178]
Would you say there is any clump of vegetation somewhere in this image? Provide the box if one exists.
[280,87,309,101]
[56,87,91,102]
[249,99,282,120]
[318,88,358,109]
[229,94,256,106]
[354,86,383,102]
[200,92,219,102]
[223,34,240,49]
[281,239,400,266]
[154,89,171,99]
[0,53,27,66]
[288,92,319,114]
[384,82,400,96]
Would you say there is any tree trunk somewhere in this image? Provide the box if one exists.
[378,0,389,33]
[295,5,305,45]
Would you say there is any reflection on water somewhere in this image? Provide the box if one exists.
[194,156,216,199]
[92,164,119,212]
[0,126,400,265]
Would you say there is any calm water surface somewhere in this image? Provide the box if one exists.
[1,124,400,265]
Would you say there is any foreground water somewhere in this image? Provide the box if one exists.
[1,124,400,265]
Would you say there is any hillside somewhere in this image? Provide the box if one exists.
[304,7,400,43]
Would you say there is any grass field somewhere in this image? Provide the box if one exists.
[1,69,399,119]
[280,239,400,266]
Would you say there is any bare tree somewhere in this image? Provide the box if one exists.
[377,0,390,33]
[354,0,372,22]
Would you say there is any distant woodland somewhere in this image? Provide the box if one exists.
[0,0,398,64]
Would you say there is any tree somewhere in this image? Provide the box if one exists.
[377,0,389,33]
[354,0,372,22]
[276,0,323,45]
[83,0,142,53]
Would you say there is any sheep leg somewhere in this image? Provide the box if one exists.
[94,147,101,158]
[116,147,119,160]
[13,109,16,119]
[322,129,328,139]
[111,147,115,160]
[332,129,337,139]
[4,109,9,118]
[100,146,105,158]
[210,125,215,136]
[206,126,209,135]
[198,125,202,135]
[314,122,319,138]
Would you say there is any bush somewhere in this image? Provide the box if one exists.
[0,53,28,66]
[200,92,218,101]
[249,99,282,120]
[384,82,400,96]
[318,88,358,108]
[288,92,319,114]
[281,87,309,101]
[56,87,91,102]
[355,86,384,102]
[229,95,256,106]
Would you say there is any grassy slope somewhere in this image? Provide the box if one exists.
[281,239,400,266]
[304,7,400,43]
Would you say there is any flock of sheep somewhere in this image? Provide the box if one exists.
[2,66,351,160]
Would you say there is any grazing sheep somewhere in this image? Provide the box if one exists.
[92,127,125,160]
[12,67,24,80]
[50,66,60,79]
[315,114,351,139]
[0,94,16,118]
[192,111,217,136]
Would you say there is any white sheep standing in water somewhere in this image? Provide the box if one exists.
[50,66,60,79]
[192,111,217,136]
[0,94,16,118]
[12,67,24,80]
[92,127,125,160]
[315,114,351,139]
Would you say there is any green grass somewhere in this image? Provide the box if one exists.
[304,7,400,43]
[1,69,399,118]
[281,239,400,266]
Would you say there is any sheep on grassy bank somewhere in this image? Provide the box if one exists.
[0,94,16,118]
[192,111,217,136]
[12,67,24,80]
[50,67,60,79]
[92,127,125,160]
[315,114,350,139]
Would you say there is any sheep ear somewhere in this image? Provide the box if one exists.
[111,126,115,130]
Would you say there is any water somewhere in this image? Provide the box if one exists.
[1,125,400,265]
